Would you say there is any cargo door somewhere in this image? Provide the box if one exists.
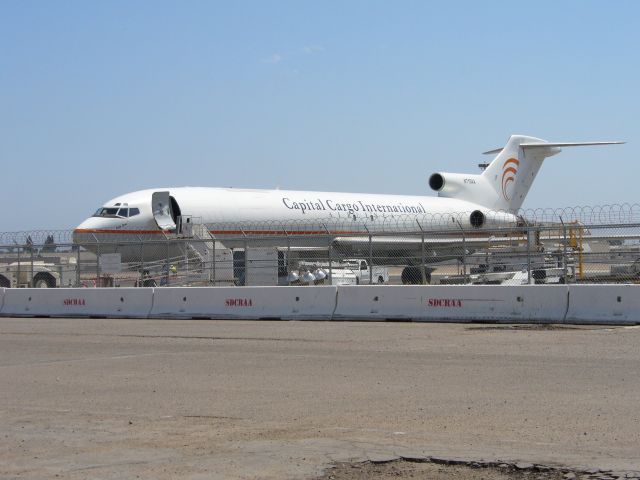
[152,191,176,230]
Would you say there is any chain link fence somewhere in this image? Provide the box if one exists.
[1,205,640,288]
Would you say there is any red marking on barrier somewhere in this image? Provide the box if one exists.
[427,298,463,307]
[63,298,86,306]
[225,298,253,307]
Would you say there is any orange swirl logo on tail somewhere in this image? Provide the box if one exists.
[501,158,519,201]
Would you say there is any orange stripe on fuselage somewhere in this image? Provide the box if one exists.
[209,230,363,235]
[75,227,505,237]
[73,228,167,235]
[72,228,505,239]
[74,228,365,236]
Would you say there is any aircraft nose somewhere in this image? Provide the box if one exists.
[73,217,105,244]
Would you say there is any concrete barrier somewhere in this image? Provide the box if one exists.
[150,286,338,320]
[2,284,637,324]
[566,284,640,324]
[333,285,569,322]
[0,288,154,318]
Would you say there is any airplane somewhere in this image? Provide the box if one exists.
[73,135,623,278]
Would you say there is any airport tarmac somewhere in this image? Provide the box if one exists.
[1,318,639,479]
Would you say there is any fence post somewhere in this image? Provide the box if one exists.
[323,224,332,285]
[364,225,373,284]
[369,235,373,284]
[559,216,568,283]
[455,220,467,284]
[417,220,426,284]
[242,229,248,287]
[526,224,532,284]
[165,238,170,286]
[577,225,584,281]
[17,246,21,287]
[76,243,81,287]
[282,228,291,284]
[139,237,144,287]
[211,236,216,285]
[183,239,188,286]
[95,241,101,287]
[30,245,34,288]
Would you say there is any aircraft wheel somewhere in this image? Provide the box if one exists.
[33,272,56,288]
[401,266,426,285]
[0,275,10,288]
[401,266,419,284]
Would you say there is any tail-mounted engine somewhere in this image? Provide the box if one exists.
[469,210,485,228]
[429,173,487,228]
[429,172,481,197]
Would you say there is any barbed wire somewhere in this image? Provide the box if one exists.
[2,204,640,246]
[0,230,75,246]
[517,204,640,224]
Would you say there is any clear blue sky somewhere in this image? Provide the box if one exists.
[1,1,638,230]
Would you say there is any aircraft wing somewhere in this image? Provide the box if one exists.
[331,235,520,264]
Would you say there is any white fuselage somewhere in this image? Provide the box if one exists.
[74,186,512,237]
[73,187,513,263]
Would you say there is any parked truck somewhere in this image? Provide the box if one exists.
[341,259,389,285]
[296,258,388,285]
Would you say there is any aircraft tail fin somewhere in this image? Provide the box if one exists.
[479,135,623,212]
[430,135,623,213]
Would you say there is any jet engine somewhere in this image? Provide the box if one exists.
[429,172,486,228]
[469,210,485,228]
[428,172,481,197]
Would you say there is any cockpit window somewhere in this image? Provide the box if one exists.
[92,206,141,218]
[93,207,122,217]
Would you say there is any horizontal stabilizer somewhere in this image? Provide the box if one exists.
[482,147,504,155]
[483,141,624,155]
[521,141,625,148]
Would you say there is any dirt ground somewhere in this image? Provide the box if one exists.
[317,460,567,480]
[1,318,639,479]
